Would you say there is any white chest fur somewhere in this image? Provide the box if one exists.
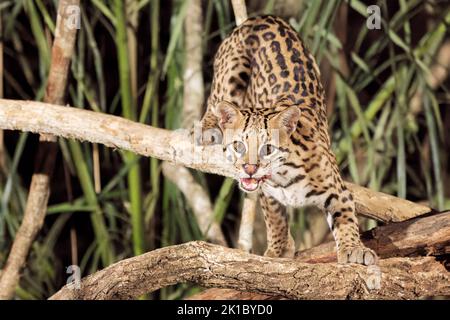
[261,183,307,207]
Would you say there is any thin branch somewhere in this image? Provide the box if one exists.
[0,99,433,223]
[237,192,257,251]
[162,162,226,246]
[231,0,248,26]
[49,240,450,300]
[0,0,79,300]
[161,0,226,245]
[228,0,257,253]
[296,207,330,250]
[181,0,204,129]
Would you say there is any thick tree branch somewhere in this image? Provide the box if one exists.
[345,182,432,222]
[0,99,433,223]
[49,241,449,300]
[295,210,450,263]
[188,211,450,300]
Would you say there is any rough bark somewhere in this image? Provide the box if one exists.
[186,288,284,300]
[0,0,79,300]
[49,241,450,300]
[295,210,450,263]
[345,182,431,222]
[0,99,434,223]
[188,210,450,300]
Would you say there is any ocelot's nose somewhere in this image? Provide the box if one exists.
[243,164,258,176]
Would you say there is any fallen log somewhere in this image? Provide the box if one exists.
[49,241,450,300]
[188,211,450,300]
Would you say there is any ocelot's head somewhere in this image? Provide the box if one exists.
[212,101,300,193]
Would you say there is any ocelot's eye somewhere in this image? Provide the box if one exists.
[259,144,277,157]
[231,141,246,155]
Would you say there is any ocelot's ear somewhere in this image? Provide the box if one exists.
[269,105,300,137]
[213,101,243,130]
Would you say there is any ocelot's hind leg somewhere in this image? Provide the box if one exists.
[259,192,295,258]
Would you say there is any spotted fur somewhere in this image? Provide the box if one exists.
[199,15,377,265]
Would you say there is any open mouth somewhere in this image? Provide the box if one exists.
[239,175,270,193]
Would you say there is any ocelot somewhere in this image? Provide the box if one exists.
[198,15,377,265]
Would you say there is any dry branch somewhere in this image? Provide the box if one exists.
[49,241,450,300]
[0,0,79,300]
[238,193,257,251]
[231,0,248,26]
[230,0,258,253]
[182,0,204,129]
[162,162,226,246]
[0,99,433,223]
[188,211,450,300]
[161,0,226,245]
[345,182,431,222]
[295,210,450,263]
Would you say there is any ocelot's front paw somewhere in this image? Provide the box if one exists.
[264,247,294,258]
[338,245,378,266]
[264,248,280,258]
[264,238,296,259]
